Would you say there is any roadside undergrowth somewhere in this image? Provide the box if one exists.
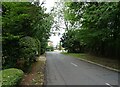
[19,55,46,86]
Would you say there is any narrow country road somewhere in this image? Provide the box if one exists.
[45,51,119,87]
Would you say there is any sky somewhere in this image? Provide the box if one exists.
[40,0,65,46]
[40,0,55,13]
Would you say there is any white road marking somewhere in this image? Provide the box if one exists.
[105,83,113,87]
[71,62,78,67]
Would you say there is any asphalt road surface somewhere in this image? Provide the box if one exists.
[45,51,119,87]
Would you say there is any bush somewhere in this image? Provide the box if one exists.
[46,46,54,51]
[2,37,20,69]
[1,68,24,87]
[18,36,39,71]
[34,39,41,56]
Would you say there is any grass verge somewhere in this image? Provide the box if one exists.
[61,52,119,71]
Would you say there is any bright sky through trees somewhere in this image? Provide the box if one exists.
[41,0,65,46]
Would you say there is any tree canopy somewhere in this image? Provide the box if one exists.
[2,2,53,70]
[61,2,120,59]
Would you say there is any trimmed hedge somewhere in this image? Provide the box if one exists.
[18,36,41,71]
[1,68,24,87]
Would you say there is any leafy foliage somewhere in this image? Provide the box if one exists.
[18,36,39,71]
[61,2,120,59]
[2,2,53,70]
[1,68,24,87]
[46,46,54,51]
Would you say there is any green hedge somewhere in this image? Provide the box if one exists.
[1,68,24,87]
[34,38,41,56]
[46,46,54,51]
[18,36,41,71]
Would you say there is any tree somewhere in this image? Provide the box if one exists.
[2,2,53,70]
[61,2,120,59]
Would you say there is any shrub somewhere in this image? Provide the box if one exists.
[1,68,24,87]
[18,36,39,71]
[2,37,20,69]
[34,39,41,56]
[46,46,54,51]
